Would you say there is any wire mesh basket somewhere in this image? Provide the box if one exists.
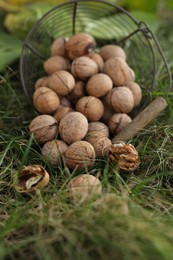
[20,0,172,113]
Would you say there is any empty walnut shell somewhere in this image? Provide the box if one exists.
[59,111,88,144]
[44,56,70,74]
[15,165,49,193]
[67,174,102,203]
[65,33,96,60]
[33,87,60,114]
[86,73,113,98]
[71,56,98,80]
[47,70,75,96]
[99,44,126,61]
[41,139,68,165]
[29,115,58,143]
[109,142,140,171]
[76,96,104,122]
[103,57,133,86]
[64,141,96,170]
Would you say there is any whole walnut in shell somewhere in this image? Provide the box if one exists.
[60,97,72,107]
[65,33,96,60]
[29,115,58,143]
[85,132,112,157]
[48,70,75,96]
[41,139,68,165]
[64,141,96,170]
[88,122,109,137]
[67,174,102,204]
[68,80,86,103]
[33,87,60,114]
[51,37,68,56]
[126,81,142,107]
[108,113,132,135]
[76,96,104,122]
[103,57,133,86]
[106,87,134,113]
[59,111,88,144]
[71,56,98,80]
[54,106,73,124]
[86,73,113,98]
[44,56,70,74]
[99,44,126,61]
[89,52,104,72]
[34,77,48,89]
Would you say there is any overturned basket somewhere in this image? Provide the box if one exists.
[20,0,172,118]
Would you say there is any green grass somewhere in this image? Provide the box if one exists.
[1,23,173,259]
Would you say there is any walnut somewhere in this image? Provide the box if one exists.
[33,86,60,114]
[89,52,104,72]
[60,97,72,107]
[51,37,68,56]
[109,142,140,171]
[108,113,132,135]
[34,77,48,89]
[64,141,96,170]
[67,80,86,103]
[53,106,73,124]
[29,115,58,143]
[47,70,75,96]
[41,139,68,165]
[105,87,134,113]
[76,96,104,122]
[88,122,109,137]
[71,56,98,80]
[103,57,133,86]
[101,97,115,124]
[15,165,49,193]
[126,82,142,107]
[99,44,126,61]
[86,73,113,98]
[44,56,70,74]
[59,111,88,144]
[85,132,112,157]
[65,33,96,60]
[67,174,102,204]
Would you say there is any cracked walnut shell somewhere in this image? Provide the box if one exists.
[109,142,140,171]
[15,165,49,193]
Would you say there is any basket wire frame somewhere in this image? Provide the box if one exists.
[20,0,172,109]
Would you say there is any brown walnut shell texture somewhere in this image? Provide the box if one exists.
[109,142,140,171]
[48,70,75,96]
[41,139,68,165]
[67,174,102,203]
[86,73,113,98]
[51,37,68,56]
[106,87,134,114]
[68,80,86,103]
[103,57,133,86]
[33,87,60,114]
[54,106,73,124]
[34,77,48,89]
[65,141,96,170]
[76,96,104,122]
[71,56,98,80]
[29,115,58,143]
[65,33,96,60]
[44,56,70,74]
[89,52,104,72]
[88,122,109,137]
[15,165,49,193]
[108,113,132,135]
[59,111,88,144]
[126,81,142,107]
[99,44,126,61]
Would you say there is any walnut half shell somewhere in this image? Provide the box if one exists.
[15,165,49,193]
[109,142,140,171]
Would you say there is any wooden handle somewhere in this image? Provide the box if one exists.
[112,96,168,143]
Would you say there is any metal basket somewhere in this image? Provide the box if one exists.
[20,0,172,112]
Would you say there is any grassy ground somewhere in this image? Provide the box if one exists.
[0,23,173,260]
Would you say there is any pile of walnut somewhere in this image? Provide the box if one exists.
[29,33,141,172]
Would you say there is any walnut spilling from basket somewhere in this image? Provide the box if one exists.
[28,33,141,176]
